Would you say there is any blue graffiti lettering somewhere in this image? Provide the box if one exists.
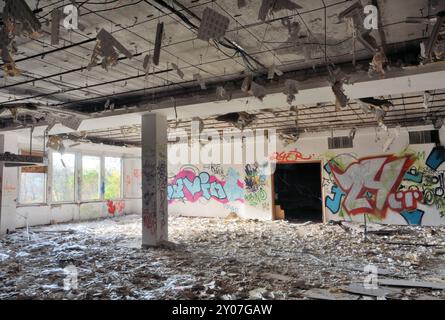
[400,209,425,225]
[325,184,345,214]
[426,146,445,171]
[404,167,423,183]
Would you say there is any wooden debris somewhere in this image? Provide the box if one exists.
[378,279,445,290]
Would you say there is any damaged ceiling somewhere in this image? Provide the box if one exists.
[0,0,444,146]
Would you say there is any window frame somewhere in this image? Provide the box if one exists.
[104,156,123,200]
[17,149,48,207]
[80,153,103,202]
[50,151,77,204]
[17,148,127,206]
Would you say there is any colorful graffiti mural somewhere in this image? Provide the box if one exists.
[167,166,244,204]
[244,162,269,210]
[324,148,445,225]
[328,155,416,218]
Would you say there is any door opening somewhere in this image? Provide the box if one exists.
[273,162,323,222]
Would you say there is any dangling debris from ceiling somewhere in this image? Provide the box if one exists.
[241,74,253,93]
[47,136,65,154]
[0,0,42,76]
[249,82,267,101]
[193,73,206,90]
[432,115,444,130]
[143,54,153,79]
[349,127,357,140]
[383,126,401,152]
[356,99,371,113]
[357,97,394,131]
[241,74,266,101]
[267,64,283,79]
[60,116,82,131]
[153,22,164,66]
[216,86,231,101]
[328,67,349,110]
[409,11,445,63]
[171,63,184,79]
[368,49,388,77]
[358,96,393,129]
[215,112,256,130]
[359,97,394,109]
[103,99,115,112]
[283,79,299,105]
[258,0,302,22]
[2,0,42,38]
[423,91,433,109]
[197,7,230,42]
[279,129,300,146]
[87,29,133,71]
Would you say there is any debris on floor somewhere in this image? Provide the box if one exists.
[1,215,445,300]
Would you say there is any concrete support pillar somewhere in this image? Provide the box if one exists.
[0,134,18,236]
[141,113,168,247]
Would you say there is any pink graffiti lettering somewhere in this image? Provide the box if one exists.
[168,169,244,204]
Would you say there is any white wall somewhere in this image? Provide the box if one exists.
[12,140,143,229]
[165,125,445,226]
[11,123,445,228]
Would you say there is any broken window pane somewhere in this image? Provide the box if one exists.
[18,150,46,205]
[52,152,75,202]
[104,157,121,199]
[81,155,101,201]
[19,171,46,204]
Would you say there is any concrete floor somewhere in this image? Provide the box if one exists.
[1,214,445,300]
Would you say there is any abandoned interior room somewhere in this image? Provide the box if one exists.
[1,0,445,302]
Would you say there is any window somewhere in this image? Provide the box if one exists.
[81,155,101,200]
[52,152,75,202]
[19,151,46,204]
[104,157,122,199]
[328,136,353,149]
[409,130,440,145]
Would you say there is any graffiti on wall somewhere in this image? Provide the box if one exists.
[329,155,417,218]
[244,162,269,210]
[106,200,125,216]
[125,167,142,197]
[270,149,315,163]
[167,166,244,204]
[324,147,445,225]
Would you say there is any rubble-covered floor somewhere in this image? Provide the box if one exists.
[1,214,445,300]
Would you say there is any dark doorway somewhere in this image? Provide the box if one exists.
[273,163,323,222]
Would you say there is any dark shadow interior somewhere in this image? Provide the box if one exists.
[274,163,323,222]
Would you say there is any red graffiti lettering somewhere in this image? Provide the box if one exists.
[270,150,314,163]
